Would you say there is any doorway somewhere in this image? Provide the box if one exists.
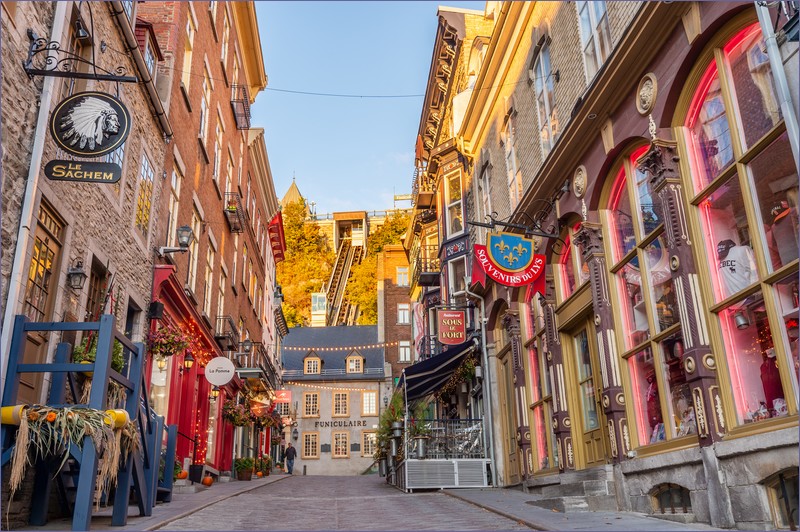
[498,352,520,484]
[568,322,608,468]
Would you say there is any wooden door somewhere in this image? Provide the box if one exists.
[571,325,607,467]
[19,214,64,404]
[498,354,520,484]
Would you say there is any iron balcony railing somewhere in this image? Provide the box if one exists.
[223,192,248,233]
[410,243,441,288]
[214,315,239,351]
[230,84,251,130]
[235,342,278,390]
[411,164,435,209]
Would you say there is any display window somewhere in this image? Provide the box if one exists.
[557,224,590,302]
[680,21,797,429]
[645,237,678,333]
[609,167,636,263]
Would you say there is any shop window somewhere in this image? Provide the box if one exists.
[558,225,590,302]
[609,167,636,262]
[645,236,677,334]
[362,431,376,457]
[767,470,799,529]
[302,432,319,459]
[651,483,692,514]
[683,22,796,429]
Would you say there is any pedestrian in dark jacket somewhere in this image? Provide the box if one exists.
[284,442,297,474]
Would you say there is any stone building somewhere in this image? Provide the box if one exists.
[1,0,171,406]
[281,325,385,475]
[409,1,798,528]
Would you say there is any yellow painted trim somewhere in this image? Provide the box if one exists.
[332,431,350,458]
[231,1,267,100]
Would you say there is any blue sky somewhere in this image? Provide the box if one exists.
[252,1,486,216]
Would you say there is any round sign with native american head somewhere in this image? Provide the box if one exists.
[50,91,131,157]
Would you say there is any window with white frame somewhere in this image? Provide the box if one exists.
[533,41,559,157]
[188,209,201,292]
[444,170,464,237]
[396,266,409,287]
[362,431,377,457]
[303,392,319,417]
[232,234,239,287]
[302,432,319,458]
[135,154,154,236]
[503,116,523,209]
[103,142,126,195]
[576,1,611,81]
[478,162,492,225]
[397,303,410,324]
[181,13,195,89]
[144,38,156,76]
[448,256,467,306]
[241,244,248,286]
[362,391,377,416]
[225,153,233,195]
[203,243,215,316]
[333,392,349,417]
[332,432,349,458]
[199,67,212,145]
[165,167,182,247]
[347,354,363,374]
[274,402,290,417]
[221,9,230,66]
[304,356,320,375]
[399,341,411,363]
[217,270,226,317]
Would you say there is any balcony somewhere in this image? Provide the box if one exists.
[214,315,239,351]
[412,244,441,288]
[230,84,251,130]
[411,164,435,209]
[235,342,279,391]
[416,334,440,361]
[224,192,247,233]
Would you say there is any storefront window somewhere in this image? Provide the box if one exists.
[525,286,556,472]
[645,237,678,333]
[628,346,666,445]
[683,21,796,429]
[699,175,759,303]
[616,256,649,349]
[560,235,577,300]
[659,333,695,439]
[609,168,636,262]
[635,163,663,236]
[574,329,599,432]
[750,133,798,273]
[719,292,789,424]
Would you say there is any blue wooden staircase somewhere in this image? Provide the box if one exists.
[1,315,177,530]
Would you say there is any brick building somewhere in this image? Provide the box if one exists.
[377,244,412,385]
[137,1,284,475]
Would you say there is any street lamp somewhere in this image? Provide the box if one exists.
[183,352,195,371]
[292,427,299,440]
[158,225,193,257]
[383,395,389,408]
[156,356,167,372]
[210,385,220,399]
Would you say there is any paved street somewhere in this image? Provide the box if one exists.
[156,475,531,531]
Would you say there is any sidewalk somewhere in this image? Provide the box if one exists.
[442,488,723,531]
[19,472,293,532]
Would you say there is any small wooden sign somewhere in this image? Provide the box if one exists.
[438,310,466,345]
[44,160,122,184]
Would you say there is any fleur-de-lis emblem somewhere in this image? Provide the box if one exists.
[494,240,509,254]
[513,243,527,257]
[504,253,518,264]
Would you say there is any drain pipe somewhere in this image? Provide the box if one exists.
[464,280,497,488]
[755,2,799,171]
[0,0,70,402]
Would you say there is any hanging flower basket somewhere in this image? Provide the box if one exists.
[222,400,255,426]
[148,322,191,358]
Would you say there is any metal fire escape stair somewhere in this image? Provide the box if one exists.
[336,245,364,326]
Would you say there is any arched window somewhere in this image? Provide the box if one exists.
[680,22,797,427]
[557,223,590,302]
[605,147,692,448]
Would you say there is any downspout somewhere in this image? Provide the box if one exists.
[0,0,70,402]
[464,281,498,488]
[756,2,800,172]
[108,1,173,140]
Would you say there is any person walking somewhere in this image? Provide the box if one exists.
[284,442,297,474]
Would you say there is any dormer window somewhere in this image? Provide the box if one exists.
[144,41,156,76]
[346,352,363,374]
[304,352,321,375]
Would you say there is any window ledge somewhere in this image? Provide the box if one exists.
[198,138,210,164]
[180,82,192,112]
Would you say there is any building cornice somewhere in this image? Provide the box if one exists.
[232,1,267,102]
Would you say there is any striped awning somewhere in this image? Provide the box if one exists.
[401,340,475,402]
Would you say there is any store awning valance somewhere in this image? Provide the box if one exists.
[401,340,475,402]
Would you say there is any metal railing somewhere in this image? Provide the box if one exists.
[214,315,239,351]
[406,419,485,460]
[411,243,441,288]
[282,367,384,378]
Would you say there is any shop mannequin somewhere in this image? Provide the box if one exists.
[646,373,665,443]
[770,201,798,266]
[760,348,784,416]
[717,239,758,298]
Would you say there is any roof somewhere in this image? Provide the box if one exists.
[281,325,384,381]
[281,179,303,208]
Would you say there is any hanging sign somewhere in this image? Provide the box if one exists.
[437,310,466,345]
[474,232,546,292]
[44,160,122,184]
[50,91,131,157]
[204,356,236,386]
[273,390,292,404]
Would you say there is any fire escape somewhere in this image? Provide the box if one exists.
[230,84,251,130]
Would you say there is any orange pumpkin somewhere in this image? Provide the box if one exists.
[201,475,214,487]
[256,471,263,478]
[177,470,189,480]
[45,411,57,423]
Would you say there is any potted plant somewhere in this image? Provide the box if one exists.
[222,399,255,426]
[148,322,190,358]
[233,456,255,481]
[408,402,432,459]
[72,336,125,373]
[256,454,272,477]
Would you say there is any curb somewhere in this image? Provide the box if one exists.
[145,475,294,531]
[441,490,546,531]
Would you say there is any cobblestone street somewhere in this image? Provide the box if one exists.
[156,475,531,531]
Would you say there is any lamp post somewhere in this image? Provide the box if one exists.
[66,259,88,290]
[158,225,193,257]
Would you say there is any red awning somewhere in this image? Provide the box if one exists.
[268,211,286,264]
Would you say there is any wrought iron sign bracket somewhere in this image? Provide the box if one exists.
[468,205,560,240]
[23,29,138,84]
